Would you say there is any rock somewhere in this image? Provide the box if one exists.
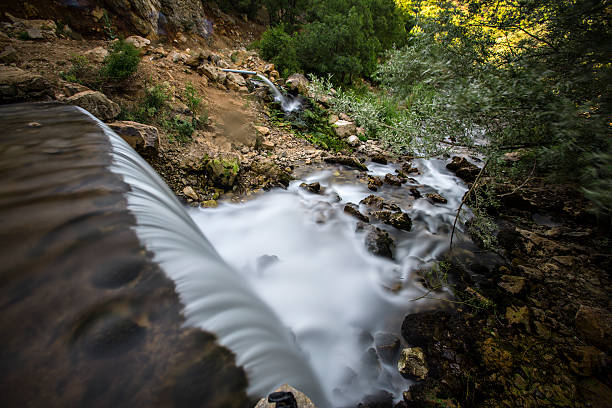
[263,63,275,73]
[25,28,44,40]
[197,64,218,81]
[182,186,199,200]
[371,211,412,231]
[254,125,270,136]
[285,73,309,95]
[203,157,240,189]
[358,223,394,259]
[446,156,480,183]
[324,155,367,171]
[370,154,387,165]
[0,46,19,64]
[569,346,610,376]
[402,162,419,174]
[409,188,422,198]
[398,347,428,380]
[360,194,401,212]
[108,121,158,156]
[125,35,150,48]
[328,114,339,124]
[333,120,357,138]
[578,377,612,408]
[505,305,530,330]
[344,203,369,222]
[57,80,90,98]
[255,384,316,408]
[368,176,383,191]
[575,305,612,352]
[300,182,323,194]
[65,90,120,121]
[347,135,360,147]
[0,66,50,103]
[169,51,188,63]
[200,200,218,208]
[84,46,109,63]
[226,72,247,91]
[498,275,526,295]
[374,332,401,363]
[384,173,405,186]
[426,193,447,204]
[261,141,275,151]
[388,212,412,231]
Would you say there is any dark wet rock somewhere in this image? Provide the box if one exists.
[357,222,394,259]
[344,203,369,222]
[109,121,159,157]
[398,347,428,380]
[401,311,461,347]
[446,156,480,183]
[66,90,121,122]
[299,181,324,194]
[0,66,50,103]
[371,211,412,231]
[360,389,394,408]
[575,305,612,352]
[402,162,420,174]
[370,154,387,165]
[368,176,383,191]
[374,332,401,363]
[384,173,405,186]
[324,155,367,171]
[360,194,401,212]
[409,188,422,199]
[426,193,447,204]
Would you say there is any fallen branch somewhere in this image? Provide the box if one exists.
[449,158,490,250]
[498,157,537,197]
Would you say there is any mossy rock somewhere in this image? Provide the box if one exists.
[202,156,240,189]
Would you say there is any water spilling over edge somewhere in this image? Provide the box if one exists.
[78,109,330,407]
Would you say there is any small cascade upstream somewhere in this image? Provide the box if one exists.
[256,74,302,112]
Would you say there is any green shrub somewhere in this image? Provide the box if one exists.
[183,83,202,113]
[59,55,90,84]
[259,25,299,77]
[17,31,31,40]
[100,39,141,82]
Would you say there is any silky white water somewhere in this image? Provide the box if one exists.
[190,160,470,406]
[257,74,302,112]
[86,104,471,406]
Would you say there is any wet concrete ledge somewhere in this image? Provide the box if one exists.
[0,103,250,408]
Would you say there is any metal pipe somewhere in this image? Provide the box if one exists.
[221,69,257,75]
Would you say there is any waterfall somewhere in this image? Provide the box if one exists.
[257,74,302,113]
[78,109,330,407]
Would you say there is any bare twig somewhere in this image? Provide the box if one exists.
[498,157,537,197]
[449,158,490,250]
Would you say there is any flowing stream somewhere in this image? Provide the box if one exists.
[189,161,469,406]
[0,104,472,408]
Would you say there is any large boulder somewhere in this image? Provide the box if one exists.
[108,121,159,156]
[0,67,50,103]
[125,35,150,48]
[333,120,357,138]
[285,73,309,95]
[357,222,395,259]
[575,305,612,352]
[446,156,480,183]
[203,156,240,189]
[65,90,120,121]
[197,64,219,81]
[226,72,247,91]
